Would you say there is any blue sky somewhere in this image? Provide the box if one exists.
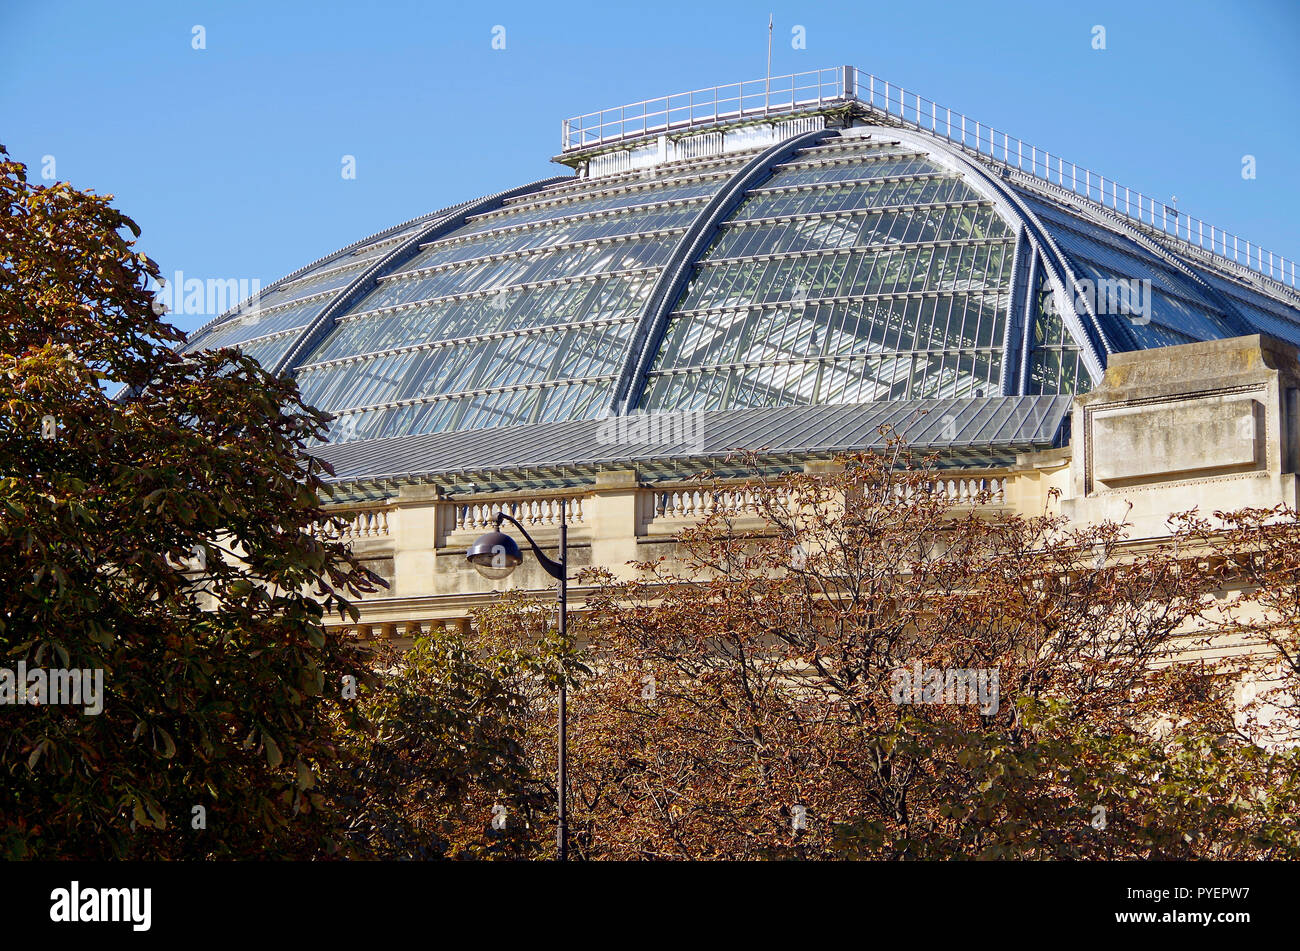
[2,0,1297,336]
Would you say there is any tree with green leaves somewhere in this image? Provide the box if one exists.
[329,602,568,860]
[0,146,382,858]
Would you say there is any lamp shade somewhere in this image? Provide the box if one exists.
[466,530,523,579]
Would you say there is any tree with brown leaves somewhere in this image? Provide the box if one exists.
[449,445,1300,859]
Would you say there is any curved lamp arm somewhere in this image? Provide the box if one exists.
[495,511,566,582]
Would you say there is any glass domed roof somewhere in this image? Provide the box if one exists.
[183,67,1300,477]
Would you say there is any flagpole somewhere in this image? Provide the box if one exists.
[765,14,773,113]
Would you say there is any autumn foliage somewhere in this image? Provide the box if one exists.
[4,147,1298,861]
[424,449,1300,859]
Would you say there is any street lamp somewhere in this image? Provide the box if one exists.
[466,500,570,861]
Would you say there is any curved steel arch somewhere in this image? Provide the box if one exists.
[183,202,470,351]
[613,122,1116,407]
[124,212,479,402]
[1016,247,1041,395]
[272,175,570,376]
[1009,175,1258,341]
[999,224,1032,396]
[608,126,839,415]
[850,125,1114,390]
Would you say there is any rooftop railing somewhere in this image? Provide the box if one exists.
[561,65,1297,292]
[561,66,851,153]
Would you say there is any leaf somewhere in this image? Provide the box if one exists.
[26,740,48,770]
[263,733,283,768]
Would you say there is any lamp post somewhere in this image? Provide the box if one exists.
[466,500,569,861]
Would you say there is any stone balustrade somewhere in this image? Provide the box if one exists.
[449,495,585,534]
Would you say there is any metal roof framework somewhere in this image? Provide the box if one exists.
[310,394,1070,493]
[178,66,1300,490]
